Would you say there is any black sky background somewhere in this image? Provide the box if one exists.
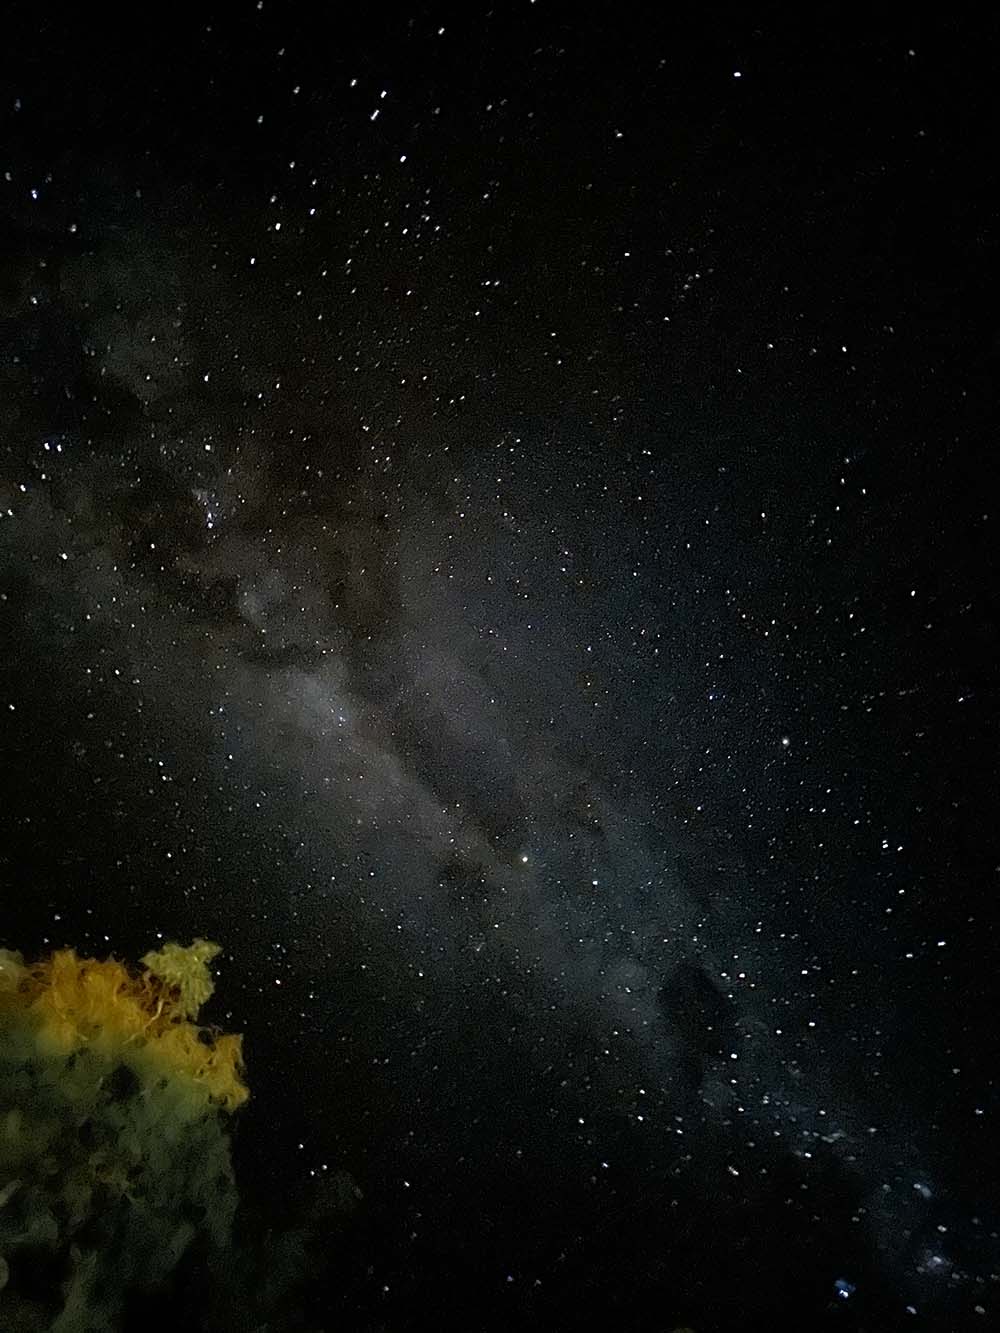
[1,6,998,1330]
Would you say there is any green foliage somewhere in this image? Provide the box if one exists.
[0,955,241,1331]
[140,938,222,1021]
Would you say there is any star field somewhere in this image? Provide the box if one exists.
[1,8,998,1329]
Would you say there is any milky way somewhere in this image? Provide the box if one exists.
[2,14,997,1325]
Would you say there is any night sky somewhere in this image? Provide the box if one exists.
[1,7,998,1330]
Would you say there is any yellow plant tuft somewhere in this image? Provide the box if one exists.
[0,940,248,1111]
